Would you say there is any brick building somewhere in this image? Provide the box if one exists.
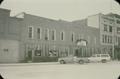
[87,13,120,59]
[0,8,120,63]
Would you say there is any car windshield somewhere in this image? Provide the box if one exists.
[92,55,96,57]
[101,55,109,57]
[97,55,100,57]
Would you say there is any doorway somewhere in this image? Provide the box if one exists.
[27,50,32,61]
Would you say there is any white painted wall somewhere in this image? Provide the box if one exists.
[87,14,100,28]
[0,39,19,63]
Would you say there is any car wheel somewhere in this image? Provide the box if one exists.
[60,60,65,64]
[79,60,84,64]
[101,59,107,63]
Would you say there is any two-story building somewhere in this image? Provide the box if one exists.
[0,8,120,63]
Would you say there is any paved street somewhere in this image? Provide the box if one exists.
[0,61,120,79]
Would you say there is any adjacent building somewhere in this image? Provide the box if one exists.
[87,13,120,59]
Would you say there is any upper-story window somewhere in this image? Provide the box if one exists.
[60,31,65,41]
[37,28,42,39]
[104,35,107,43]
[51,29,56,41]
[109,36,112,43]
[107,36,110,43]
[109,25,112,32]
[103,24,107,32]
[102,35,107,43]
[117,27,120,34]
[117,20,120,24]
[45,28,49,40]
[102,35,112,44]
[102,35,105,43]
[71,32,75,42]
[28,26,34,39]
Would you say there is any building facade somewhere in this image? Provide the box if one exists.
[0,8,120,63]
[87,13,120,59]
[0,8,22,63]
[20,13,100,62]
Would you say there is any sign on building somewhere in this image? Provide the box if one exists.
[76,39,87,46]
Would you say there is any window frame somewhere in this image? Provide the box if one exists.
[28,26,34,39]
[44,28,49,40]
[71,32,75,42]
[103,24,108,32]
[60,31,65,41]
[51,29,56,41]
[37,27,42,39]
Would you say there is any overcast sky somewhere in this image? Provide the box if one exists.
[1,0,120,21]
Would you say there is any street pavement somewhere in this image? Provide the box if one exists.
[0,61,120,79]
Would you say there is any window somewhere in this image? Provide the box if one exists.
[102,35,104,43]
[71,33,75,42]
[117,27,120,34]
[60,32,65,41]
[3,49,9,52]
[51,29,56,40]
[102,35,107,43]
[45,28,49,40]
[37,28,42,39]
[117,20,120,24]
[103,24,107,32]
[118,37,120,44]
[109,26,112,32]
[65,48,69,56]
[34,50,41,56]
[108,36,110,43]
[104,35,107,43]
[103,17,114,22]
[49,46,57,57]
[102,35,112,44]
[109,36,112,43]
[28,26,34,39]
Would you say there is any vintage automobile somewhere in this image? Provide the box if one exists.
[58,55,89,64]
[88,54,111,63]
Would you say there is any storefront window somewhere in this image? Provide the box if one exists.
[34,49,41,56]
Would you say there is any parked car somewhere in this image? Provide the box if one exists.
[58,55,89,64]
[88,54,111,63]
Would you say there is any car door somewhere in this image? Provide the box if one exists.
[89,55,96,62]
[65,56,73,63]
[96,54,101,62]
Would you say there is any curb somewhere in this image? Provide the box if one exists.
[0,62,59,67]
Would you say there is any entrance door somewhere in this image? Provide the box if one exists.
[28,50,32,61]
[115,47,120,60]
[75,48,82,57]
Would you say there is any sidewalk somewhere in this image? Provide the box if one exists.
[0,60,119,67]
[0,62,59,67]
